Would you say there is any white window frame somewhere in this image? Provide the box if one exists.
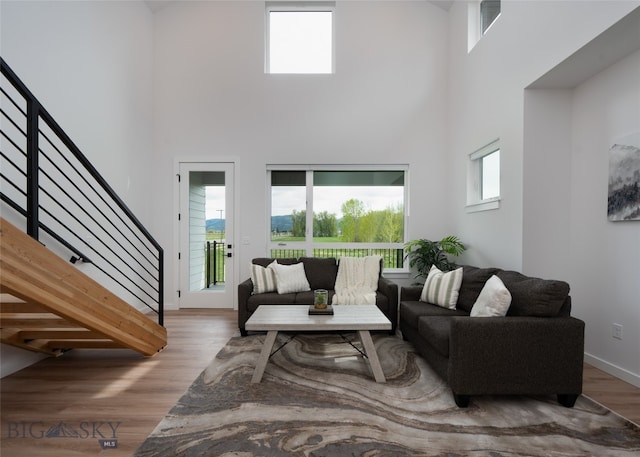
[265,2,336,74]
[467,0,501,52]
[266,164,409,272]
[466,139,501,213]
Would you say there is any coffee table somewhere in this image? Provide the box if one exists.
[245,305,392,384]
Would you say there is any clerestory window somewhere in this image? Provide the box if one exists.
[266,2,335,74]
[468,0,501,51]
[480,0,501,35]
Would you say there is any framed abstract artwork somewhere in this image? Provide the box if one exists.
[608,133,640,221]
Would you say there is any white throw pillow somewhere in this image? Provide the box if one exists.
[470,275,512,317]
[250,261,277,294]
[271,262,311,294]
[420,265,463,309]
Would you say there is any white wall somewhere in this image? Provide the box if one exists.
[446,0,638,271]
[523,51,640,386]
[568,50,640,385]
[448,1,640,386]
[522,89,574,280]
[0,0,155,377]
[152,0,450,307]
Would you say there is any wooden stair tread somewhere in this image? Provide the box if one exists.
[2,328,107,339]
[0,300,50,313]
[0,313,77,328]
[0,218,167,356]
[1,328,64,356]
[1,327,124,354]
[45,340,126,349]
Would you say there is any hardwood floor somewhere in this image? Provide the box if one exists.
[1,309,638,457]
[582,363,640,425]
[0,309,237,457]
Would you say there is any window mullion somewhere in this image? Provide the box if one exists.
[306,170,314,256]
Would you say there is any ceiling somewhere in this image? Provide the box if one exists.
[145,0,173,14]
[144,0,454,14]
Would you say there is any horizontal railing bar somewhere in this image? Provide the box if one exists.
[0,191,27,216]
[0,175,27,200]
[37,183,159,295]
[36,110,162,254]
[38,129,160,263]
[2,188,159,311]
[1,192,95,266]
[269,247,406,269]
[0,107,27,139]
[40,169,159,287]
[38,204,159,309]
[0,87,27,118]
[1,150,28,179]
[38,148,160,274]
[1,130,28,159]
[0,86,27,116]
[36,216,94,265]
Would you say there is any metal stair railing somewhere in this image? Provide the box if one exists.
[0,57,164,326]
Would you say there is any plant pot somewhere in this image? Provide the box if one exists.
[314,289,328,309]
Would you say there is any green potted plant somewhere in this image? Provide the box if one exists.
[404,236,466,281]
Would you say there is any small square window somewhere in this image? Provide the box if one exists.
[266,4,334,74]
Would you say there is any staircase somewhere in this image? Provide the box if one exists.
[1,57,166,358]
[1,218,167,356]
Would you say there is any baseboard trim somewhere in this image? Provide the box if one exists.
[584,352,640,388]
[164,301,180,311]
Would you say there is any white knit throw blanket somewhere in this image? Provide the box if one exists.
[332,256,381,305]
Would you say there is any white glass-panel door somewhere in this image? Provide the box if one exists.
[178,162,234,308]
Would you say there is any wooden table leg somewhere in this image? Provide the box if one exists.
[358,330,386,383]
[251,330,278,383]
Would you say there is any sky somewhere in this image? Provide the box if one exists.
[205,186,403,220]
[269,11,333,74]
[206,187,226,220]
[271,186,404,217]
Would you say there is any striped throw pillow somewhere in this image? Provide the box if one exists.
[420,265,463,309]
[251,261,277,294]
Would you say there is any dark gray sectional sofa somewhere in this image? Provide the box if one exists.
[238,257,398,337]
[399,265,585,408]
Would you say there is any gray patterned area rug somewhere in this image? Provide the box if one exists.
[134,333,640,457]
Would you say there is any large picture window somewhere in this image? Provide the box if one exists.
[269,167,407,270]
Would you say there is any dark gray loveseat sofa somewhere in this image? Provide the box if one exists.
[238,257,398,337]
[399,266,585,408]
